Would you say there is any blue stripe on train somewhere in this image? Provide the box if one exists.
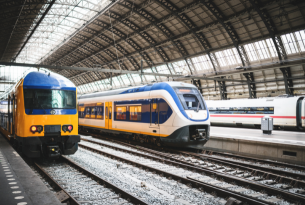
[120,83,209,122]
[114,98,173,124]
[25,109,77,115]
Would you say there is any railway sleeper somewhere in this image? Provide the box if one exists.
[225,197,242,205]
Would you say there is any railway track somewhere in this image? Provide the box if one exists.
[80,131,305,179]
[34,156,147,205]
[80,133,305,204]
[79,135,305,204]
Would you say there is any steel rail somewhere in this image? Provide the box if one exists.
[60,155,148,205]
[81,131,305,172]
[80,137,305,204]
[180,150,305,182]
[199,150,305,171]
[78,143,272,205]
[33,162,80,205]
[81,134,305,181]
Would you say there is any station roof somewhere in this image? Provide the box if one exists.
[0,0,305,99]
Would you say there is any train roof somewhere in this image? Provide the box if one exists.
[23,72,76,91]
[78,82,196,99]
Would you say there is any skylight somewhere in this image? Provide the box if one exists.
[16,0,111,64]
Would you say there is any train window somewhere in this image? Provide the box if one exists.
[116,106,127,120]
[182,94,203,110]
[85,107,91,118]
[24,89,76,110]
[174,87,206,110]
[78,107,85,118]
[91,107,96,118]
[130,105,141,121]
[96,106,104,119]
[209,107,274,114]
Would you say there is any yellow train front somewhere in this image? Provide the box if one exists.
[0,71,80,158]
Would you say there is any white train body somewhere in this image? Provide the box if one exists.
[78,82,210,148]
[206,96,305,129]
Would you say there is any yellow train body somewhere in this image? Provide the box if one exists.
[0,72,80,158]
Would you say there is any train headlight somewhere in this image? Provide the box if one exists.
[68,125,73,132]
[62,125,73,133]
[30,125,43,133]
[31,126,37,132]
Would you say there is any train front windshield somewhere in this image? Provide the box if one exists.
[24,89,76,109]
[174,87,206,110]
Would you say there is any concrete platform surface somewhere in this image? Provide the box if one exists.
[0,136,61,205]
[205,127,305,165]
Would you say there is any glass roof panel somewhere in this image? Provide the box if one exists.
[16,0,112,64]
[191,55,213,71]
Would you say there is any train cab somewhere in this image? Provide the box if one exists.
[0,71,80,158]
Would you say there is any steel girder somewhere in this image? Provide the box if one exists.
[81,0,271,72]
[280,67,294,95]
[249,0,293,95]
[248,0,288,62]
[243,72,257,99]
[217,78,227,100]
[192,79,203,94]
[78,32,136,72]
[45,0,198,75]
[107,10,168,70]
[50,19,143,72]
[119,0,178,75]
[43,0,296,86]
[155,0,219,73]
[199,0,250,67]
[118,0,181,73]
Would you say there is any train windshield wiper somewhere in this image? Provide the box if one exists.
[196,102,200,112]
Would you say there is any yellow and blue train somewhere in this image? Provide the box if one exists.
[0,72,80,158]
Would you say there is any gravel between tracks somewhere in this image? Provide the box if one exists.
[77,136,291,205]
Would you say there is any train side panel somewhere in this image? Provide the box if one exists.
[207,97,301,128]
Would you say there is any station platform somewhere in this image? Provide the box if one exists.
[205,127,305,165]
[0,136,61,205]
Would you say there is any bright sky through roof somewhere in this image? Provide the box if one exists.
[16,0,111,64]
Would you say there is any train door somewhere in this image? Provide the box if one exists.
[12,95,15,136]
[105,102,112,129]
[8,96,11,132]
[296,97,304,130]
[150,99,160,136]
[303,98,305,127]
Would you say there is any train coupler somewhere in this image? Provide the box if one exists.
[191,129,207,140]
[47,145,60,158]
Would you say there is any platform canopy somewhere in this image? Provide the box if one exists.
[0,0,305,99]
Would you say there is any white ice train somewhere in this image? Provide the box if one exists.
[206,96,305,130]
[78,82,210,148]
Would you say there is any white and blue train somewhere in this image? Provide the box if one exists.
[78,82,210,149]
